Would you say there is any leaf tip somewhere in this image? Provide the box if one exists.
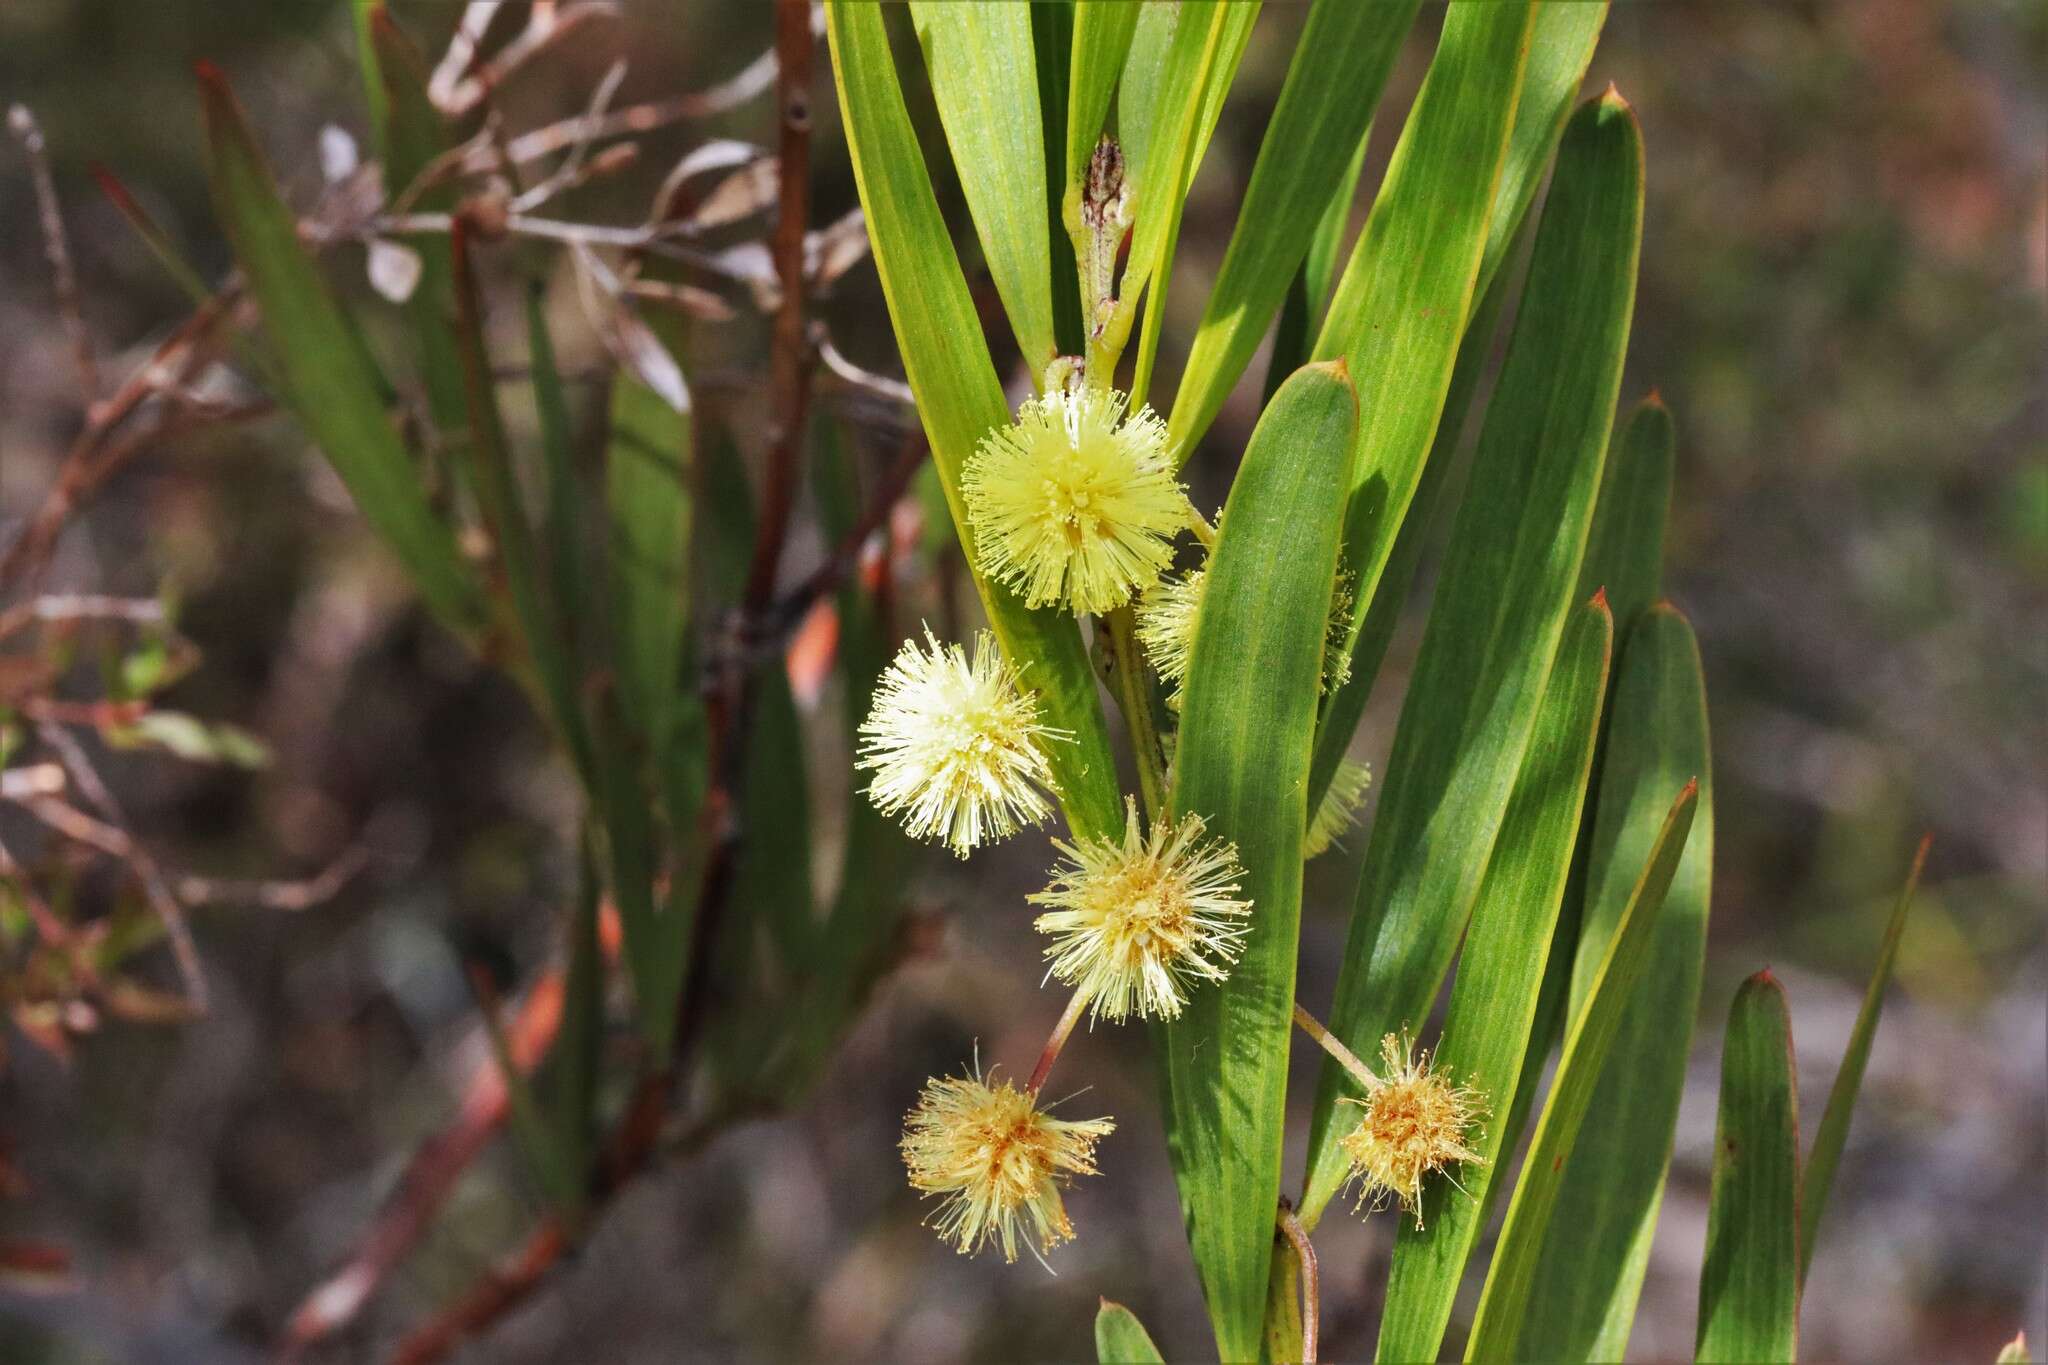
[1642,385,1667,409]
[1588,584,1610,612]
[88,162,138,215]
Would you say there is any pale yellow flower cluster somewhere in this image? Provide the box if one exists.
[863,385,1474,1267]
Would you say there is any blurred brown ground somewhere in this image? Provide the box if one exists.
[0,2,2041,1361]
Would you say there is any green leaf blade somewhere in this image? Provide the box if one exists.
[1112,1,1258,376]
[1463,778,1702,1361]
[1696,971,1803,1364]
[1518,601,1714,1361]
[605,371,694,756]
[909,2,1056,375]
[1094,1299,1166,1365]
[1066,1,1143,191]
[1300,87,1645,1224]
[1799,836,1929,1284]
[196,64,484,638]
[1305,0,1610,812]
[369,10,469,439]
[1374,592,1614,1363]
[1160,360,1358,1361]
[1168,0,1421,454]
[824,0,1121,844]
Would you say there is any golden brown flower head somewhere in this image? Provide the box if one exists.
[858,628,1067,857]
[900,1067,1114,1263]
[963,386,1188,615]
[1031,798,1252,1023]
[1338,1032,1486,1228]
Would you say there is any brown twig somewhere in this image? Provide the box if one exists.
[277,964,571,1357]
[8,105,96,406]
[740,0,817,613]
[31,723,206,1010]
[0,289,248,591]
[172,846,366,912]
[387,1220,570,1365]
[0,594,167,643]
[1277,1200,1321,1365]
[761,432,925,642]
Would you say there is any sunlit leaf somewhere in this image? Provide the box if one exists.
[1159,360,1356,1360]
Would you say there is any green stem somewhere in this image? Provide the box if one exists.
[1105,606,1167,822]
[1292,1003,1381,1094]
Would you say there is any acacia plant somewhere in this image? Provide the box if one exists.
[827,1,1926,1360]
[6,0,1937,1357]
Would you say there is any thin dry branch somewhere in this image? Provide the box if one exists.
[30,723,206,1011]
[278,963,570,1357]
[8,105,96,405]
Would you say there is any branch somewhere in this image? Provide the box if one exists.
[8,105,96,405]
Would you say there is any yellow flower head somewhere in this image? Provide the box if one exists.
[1303,757,1373,860]
[1338,1032,1486,1228]
[1134,568,1206,708]
[963,386,1188,614]
[1135,565,1355,709]
[858,628,1066,857]
[1031,798,1253,1023]
[900,1066,1114,1263]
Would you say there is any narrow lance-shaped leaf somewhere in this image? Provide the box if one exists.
[1032,3,1086,356]
[1374,593,1614,1364]
[1128,2,1261,406]
[526,284,591,676]
[1518,601,1714,1362]
[824,0,1121,843]
[1300,88,1644,1225]
[449,224,592,782]
[540,838,604,1216]
[1262,122,1370,405]
[350,0,387,153]
[1695,971,1802,1365]
[1065,1,1142,191]
[1302,219,1517,815]
[370,9,471,440]
[1481,394,1679,1214]
[605,369,693,757]
[778,421,916,1095]
[1169,0,1421,454]
[1296,0,1536,799]
[910,3,1056,376]
[1094,1299,1166,1365]
[1799,836,1929,1284]
[1159,361,1357,1361]
[196,63,485,637]
[1105,2,1258,371]
[1463,779,1701,1361]
[1305,0,1610,811]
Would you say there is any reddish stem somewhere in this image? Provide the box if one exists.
[1027,988,1091,1095]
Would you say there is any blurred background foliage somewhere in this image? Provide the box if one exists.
[0,1,2041,1361]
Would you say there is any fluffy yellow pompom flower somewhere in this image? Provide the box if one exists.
[1133,568,1205,706]
[900,1067,1114,1263]
[858,628,1066,857]
[963,386,1188,614]
[1031,798,1253,1023]
[1338,1032,1486,1227]
[1303,757,1373,859]
[1135,565,1354,709]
